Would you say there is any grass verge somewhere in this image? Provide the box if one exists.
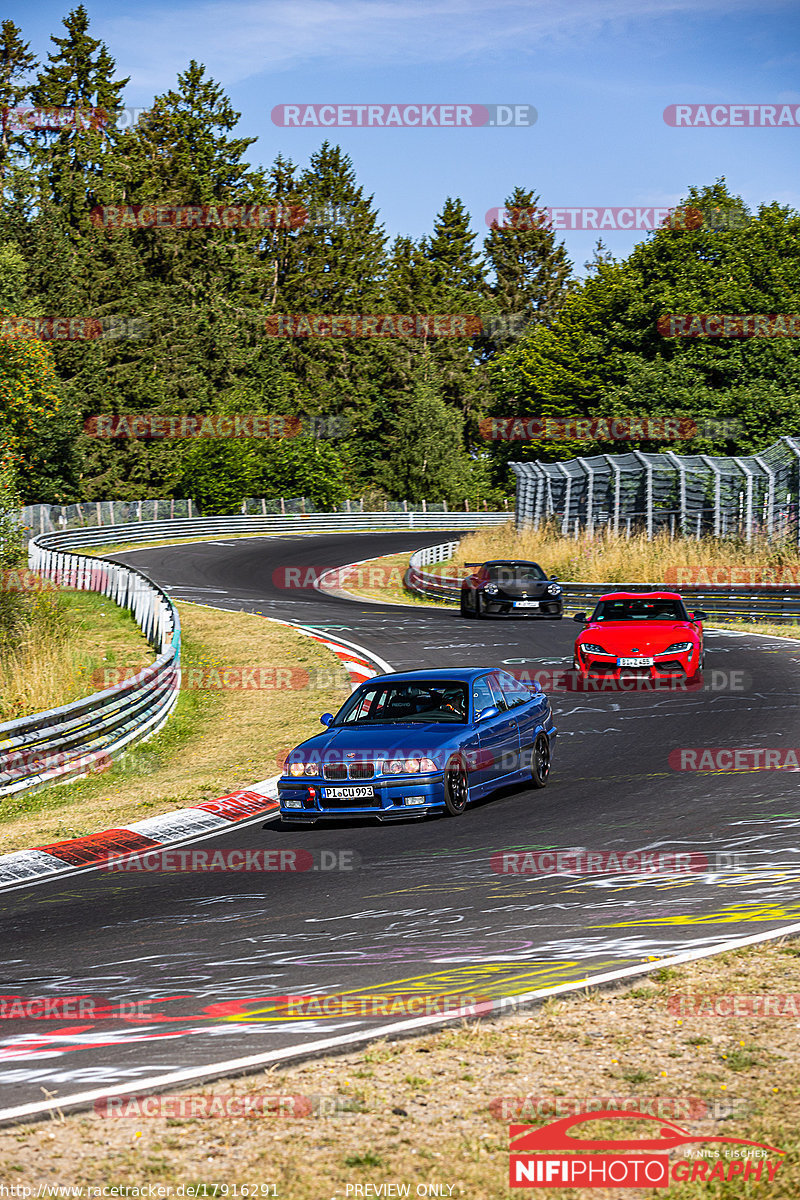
[0,601,351,855]
[0,589,153,723]
[2,938,798,1196]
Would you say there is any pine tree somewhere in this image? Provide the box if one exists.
[30,5,129,226]
[0,21,37,193]
[483,186,573,356]
[419,197,488,422]
[272,142,388,459]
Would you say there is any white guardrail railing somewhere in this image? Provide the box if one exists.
[31,510,509,550]
[2,513,507,799]
[405,541,800,623]
[0,540,181,798]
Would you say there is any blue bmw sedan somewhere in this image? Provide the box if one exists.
[278,667,557,823]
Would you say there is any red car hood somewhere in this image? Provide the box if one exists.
[579,620,699,654]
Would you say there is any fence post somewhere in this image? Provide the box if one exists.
[631,450,653,539]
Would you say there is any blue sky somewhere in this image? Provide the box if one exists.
[10,0,800,273]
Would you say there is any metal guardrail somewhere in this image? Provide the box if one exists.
[2,514,505,798]
[0,542,181,798]
[34,511,509,551]
[405,541,800,623]
[18,498,510,537]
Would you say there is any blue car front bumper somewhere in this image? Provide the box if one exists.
[278,773,446,820]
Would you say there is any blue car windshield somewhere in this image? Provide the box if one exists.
[336,682,468,725]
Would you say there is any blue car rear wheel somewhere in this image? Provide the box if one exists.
[530,733,550,788]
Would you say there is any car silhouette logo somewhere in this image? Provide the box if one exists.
[509,1110,786,1155]
[346,753,356,758]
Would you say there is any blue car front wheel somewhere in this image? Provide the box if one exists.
[443,756,469,816]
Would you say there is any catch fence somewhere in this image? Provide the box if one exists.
[512,435,800,544]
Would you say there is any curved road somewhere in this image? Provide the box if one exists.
[2,532,799,1120]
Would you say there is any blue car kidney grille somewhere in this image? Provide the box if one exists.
[323,762,375,780]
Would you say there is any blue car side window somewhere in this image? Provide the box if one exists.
[472,676,494,718]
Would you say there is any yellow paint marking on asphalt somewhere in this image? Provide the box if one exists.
[600,902,800,928]
[218,959,629,1022]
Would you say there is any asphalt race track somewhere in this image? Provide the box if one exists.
[2,532,800,1120]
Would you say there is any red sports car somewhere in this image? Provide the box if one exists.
[572,591,707,681]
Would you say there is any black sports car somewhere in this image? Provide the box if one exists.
[460,560,563,619]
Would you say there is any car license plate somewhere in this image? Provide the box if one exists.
[321,785,375,799]
[618,656,654,667]
[513,600,538,608]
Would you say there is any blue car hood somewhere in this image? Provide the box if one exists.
[294,723,466,759]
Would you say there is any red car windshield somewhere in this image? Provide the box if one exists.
[592,598,689,621]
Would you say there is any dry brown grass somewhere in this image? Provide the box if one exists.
[2,939,798,1197]
[0,602,352,854]
[447,522,800,585]
[0,590,153,722]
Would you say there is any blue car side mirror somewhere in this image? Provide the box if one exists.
[320,713,334,726]
[476,705,499,722]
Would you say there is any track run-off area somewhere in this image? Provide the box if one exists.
[2,531,800,1123]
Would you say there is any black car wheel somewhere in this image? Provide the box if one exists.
[473,592,484,619]
[443,756,469,816]
[529,734,550,789]
[460,590,474,618]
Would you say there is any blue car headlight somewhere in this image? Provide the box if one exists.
[383,758,437,774]
[547,584,562,595]
[288,761,319,776]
